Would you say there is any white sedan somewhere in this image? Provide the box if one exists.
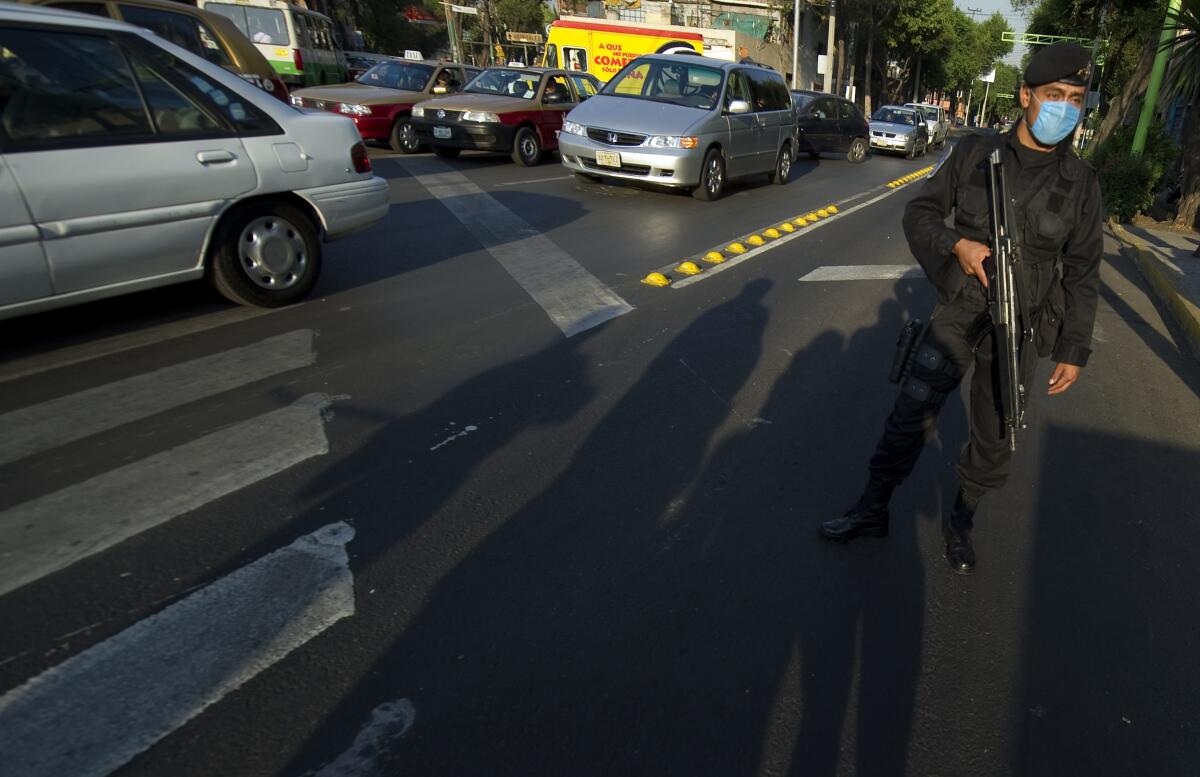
[0,3,390,320]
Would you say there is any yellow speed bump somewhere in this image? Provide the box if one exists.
[727,242,747,254]
[816,208,830,218]
[779,222,795,233]
[703,250,726,264]
[747,234,766,246]
[763,228,782,239]
[827,204,839,214]
[888,182,898,188]
[806,212,819,221]
[675,261,702,276]
[794,216,809,226]
[642,272,671,287]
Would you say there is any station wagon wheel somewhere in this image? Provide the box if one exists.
[692,147,725,201]
[390,118,421,154]
[847,137,867,163]
[768,144,791,185]
[512,126,542,167]
[208,202,321,308]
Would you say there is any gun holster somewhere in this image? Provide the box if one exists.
[889,319,925,384]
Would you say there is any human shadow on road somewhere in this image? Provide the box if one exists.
[1015,426,1200,776]
[275,279,774,775]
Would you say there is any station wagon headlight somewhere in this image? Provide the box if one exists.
[411,105,425,118]
[337,103,372,116]
[562,120,586,136]
[645,135,699,149]
[462,111,500,123]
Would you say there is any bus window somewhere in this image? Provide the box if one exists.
[564,47,587,72]
[205,3,289,46]
[543,43,557,68]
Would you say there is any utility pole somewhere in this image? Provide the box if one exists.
[1132,0,1181,156]
[980,77,991,126]
[964,86,973,125]
[912,57,921,103]
[792,0,802,89]
[442,2,459,62]
[823,0,836,93]
[1077,3,1108,152]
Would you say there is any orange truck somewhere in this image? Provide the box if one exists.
[541,17,706,82]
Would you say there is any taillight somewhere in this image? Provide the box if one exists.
[293,48,304,73]
[351,142,371,173]
[272,77,290,104]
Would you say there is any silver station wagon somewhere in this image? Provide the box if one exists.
[558,54,795,201]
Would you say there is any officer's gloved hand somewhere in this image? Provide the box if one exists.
[952,238,991,288]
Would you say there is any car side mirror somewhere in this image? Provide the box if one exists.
[728,99,751,115]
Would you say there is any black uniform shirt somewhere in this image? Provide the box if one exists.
[902,128,1104,367]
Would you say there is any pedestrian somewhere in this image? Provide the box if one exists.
[820,42,1104,575]
[737,45,756,64]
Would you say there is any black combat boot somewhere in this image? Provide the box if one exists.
[821,480,893,541]
[943,489,979,575]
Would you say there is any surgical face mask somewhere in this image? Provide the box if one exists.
[1027,90,1081,145]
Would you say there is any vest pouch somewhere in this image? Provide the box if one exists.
[956,187,990,232]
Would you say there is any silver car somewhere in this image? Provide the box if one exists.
[0,3,389,321]
[904,102,949,150]
[558,54,795,201]
[868,105,930,159]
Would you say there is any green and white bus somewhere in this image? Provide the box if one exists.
[197,0,348,87]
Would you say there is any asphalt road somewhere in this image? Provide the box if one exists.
[1,139,1199,777]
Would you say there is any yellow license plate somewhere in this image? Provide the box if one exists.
[595,150,621,168]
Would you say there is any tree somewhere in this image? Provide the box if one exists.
[881,0,957,102]
[1164,0,1200,228]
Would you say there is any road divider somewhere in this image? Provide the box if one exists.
[886,164,935,189]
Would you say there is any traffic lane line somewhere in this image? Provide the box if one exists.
[0,329,315,467]
[671,186,906,289]
[0,521,355,777]
[800,264,923,281]
[405,160,632,338]
[0,393,333,597]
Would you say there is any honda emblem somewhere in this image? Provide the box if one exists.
[607,132,618,144]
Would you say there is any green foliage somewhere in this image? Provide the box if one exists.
[1164,0,1200,104]
[493,0,546,33]
[1091,123,1179,220]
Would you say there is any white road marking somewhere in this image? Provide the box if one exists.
[0,329,314,467]
[0,521,356,777]
[429,423,479,452]
[406,162,632,337]
[312,699,415,777]
[0,306,281,385]
[491,174,571,187]
[0,393,332,597]
[799,264,923,281]
[672,186,906,289]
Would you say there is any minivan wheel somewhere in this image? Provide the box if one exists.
[432,145,461,159]
[390,118,421,153]
[209,202,321,308]
[692,148,725,201]
[768,145,791,184]
[847,137,867,163]
[512,127,542,166]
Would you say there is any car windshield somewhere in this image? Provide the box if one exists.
[357,61,434,91]
[465,68,541,99]
[919,106,939,121]
[874,108,916,126]
[601,60,724,109]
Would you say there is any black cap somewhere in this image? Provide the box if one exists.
[1024,41,1092,87]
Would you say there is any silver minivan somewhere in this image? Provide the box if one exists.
[0,3,389,321]
[558,54,795,201]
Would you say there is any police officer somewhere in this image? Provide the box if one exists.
[820,42,1104,574]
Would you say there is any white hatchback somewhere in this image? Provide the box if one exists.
[0,2,389,320]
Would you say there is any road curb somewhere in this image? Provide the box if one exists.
[1109,220,1200,362]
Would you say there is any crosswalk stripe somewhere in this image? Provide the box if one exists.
[0,521,355,777]
[0,393,332,597]
[407,162,633,338]
[799,264,923,282]
[0,329,315,467]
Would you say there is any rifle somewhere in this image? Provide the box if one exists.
[984,147,1026,451]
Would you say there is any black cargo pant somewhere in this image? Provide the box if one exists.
[866,280,1038,525]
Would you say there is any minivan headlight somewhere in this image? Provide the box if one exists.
[290,94,304,107]
[644,135,699,149]
[462,111,500,123]
[338,103,372,116]
[562,120,586,136]
[411,105,425,117]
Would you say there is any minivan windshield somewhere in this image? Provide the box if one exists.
[602,60,724,110]
[465,68,541,99]
[357,61,434,91]
[873,107,917,126]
